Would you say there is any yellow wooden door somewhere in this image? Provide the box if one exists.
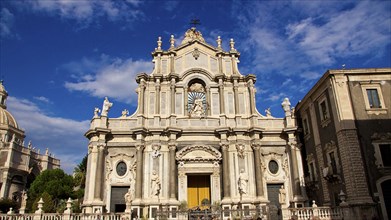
[187,175,210,208]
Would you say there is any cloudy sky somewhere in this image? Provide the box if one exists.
[1,0,390,173]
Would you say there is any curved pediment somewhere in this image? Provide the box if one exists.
[176,145,222,162]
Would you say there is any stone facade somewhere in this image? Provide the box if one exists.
[0,82,60,209]
[82,28,306,218]
[296,68,391,220]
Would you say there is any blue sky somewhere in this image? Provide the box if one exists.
[1,0,390,173]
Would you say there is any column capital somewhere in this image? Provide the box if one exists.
[97,143,106,151]
[220,143,229,151]
[251,143,261,150]
[168,143,177,151]
[135,144,145,152]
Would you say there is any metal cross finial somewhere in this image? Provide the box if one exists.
[190,19,201,28]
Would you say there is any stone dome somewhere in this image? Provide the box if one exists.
[0,107,19,129]
[0,81,19,129]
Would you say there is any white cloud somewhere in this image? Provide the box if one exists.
[7,96,90,174]
[266,92,286,102]
[238,1,391,77]
[0,8,14,38]
[15,0,144,27]
[64,55,153,104]
[286,2,391,65]
[33,96,52,104]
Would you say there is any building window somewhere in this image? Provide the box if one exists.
[379,144,391,167]
[309,162,317,181]
[329,151,338,174]
[303,118,309,135]
[366,89,381,108]
[361,83,387,115]
[317,95,330,127]
[372,133,391,168]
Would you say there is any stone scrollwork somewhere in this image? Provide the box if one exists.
[105,159,113,181]
[107,153,137,180]
[176,145,222,162]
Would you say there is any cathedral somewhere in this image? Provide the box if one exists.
[82,28,306,218]
[0,81,60,210]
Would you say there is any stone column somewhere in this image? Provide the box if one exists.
[221,143,230,198]
[183,86,188,115]
[155,79,160,114]
[94,144,106,200]
[252,144,264,197]
[170,79,176,115]
[170,54,175,73]
[0,171,10,198]
[206,86,211,116]
[135,144,145,199]
[233,81,239,114]
[288,140,302,198]
[139,82,146,115]
[218,79,225,114]
[218,54,223,74]
[169,144,177,199]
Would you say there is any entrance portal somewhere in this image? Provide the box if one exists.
[267,184,283,220]
[187,175,211,208]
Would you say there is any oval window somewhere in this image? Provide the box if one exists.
[116,161,127,176]
[268,160,279,174]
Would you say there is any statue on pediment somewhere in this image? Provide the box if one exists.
[181,28,205,44]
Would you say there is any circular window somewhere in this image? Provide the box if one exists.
[116,161,127,176]
[268,160,279,174]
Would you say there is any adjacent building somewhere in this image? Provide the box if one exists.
[82,28,307,219]
[295,68,391,219]
[0,81,60,206]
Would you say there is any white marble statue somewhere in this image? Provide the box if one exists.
[101,97,113,117]
[191,98,204,116]
[151,170,161,196]
[238,169,248,195]
[279,185,286,204]
[94,107,100,118]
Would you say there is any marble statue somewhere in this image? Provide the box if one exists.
[94,107,100,118]
[191,98,204,116]
[151,170,161,196]
[279,185,286,204]
[238,169,248,195]
[101,97,113,117]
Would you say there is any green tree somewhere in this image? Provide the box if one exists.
[0,198,18,213]
[27,169,74,213]
[73,155,87,190]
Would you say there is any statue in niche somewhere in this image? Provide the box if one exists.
[101,97,113,116]
[151,170,161,196]
[279,185,286,204]
[238,169,248,195]
[188,82,206,117]
[191,98,204,116]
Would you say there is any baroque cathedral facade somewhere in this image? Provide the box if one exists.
[82,28,306,217]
